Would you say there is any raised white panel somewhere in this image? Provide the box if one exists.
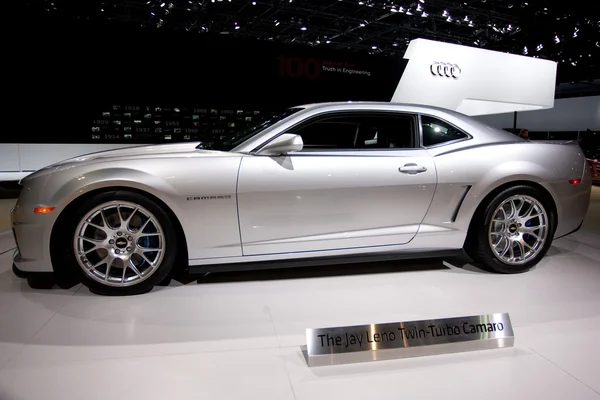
[392,39,557,116]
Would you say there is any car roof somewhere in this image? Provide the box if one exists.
[293,101,465,117]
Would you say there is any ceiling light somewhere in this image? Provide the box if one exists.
[422,11,428,17]
[406,9,413,15]
[274,20,279,26]
[536,44,543,51]
[326,40,331,43]
[446,16,453,22]
[442,10,448,16]
[464,15,469,21]
[523,46,528,55]
[390,6,398,12]
[300,26,307,30]
[573,28,579,38]
[416,3,422,11]
[392,42,398,46]
[554,35,560,43]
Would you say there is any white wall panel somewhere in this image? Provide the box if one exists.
[0,145,19,172]
[475,95,600,131]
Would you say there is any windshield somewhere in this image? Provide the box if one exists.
[196,108,302,151]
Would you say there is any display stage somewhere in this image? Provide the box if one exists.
[0,188,598,400]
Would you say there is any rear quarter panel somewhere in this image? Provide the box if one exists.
[423,141,589,242]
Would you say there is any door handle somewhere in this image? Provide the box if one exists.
[399,163,427,174]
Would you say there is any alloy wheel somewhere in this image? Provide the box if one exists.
[488,195,549,266]
[73,201,166,287]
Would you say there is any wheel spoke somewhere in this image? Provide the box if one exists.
[99,209,110,230]
[139,247,162,252]
[138,218,151,233]
[86,221,105,231]
[105,258,114,281]
[136,250,156,266]
[122,261,128,283]
[500,240,510,258]
[509,200,517,219]
[515,240,526,259]
[124,208,139,231]
[78,235,103,244]
[139,233,161,238]
[83,246,100,255]
[128,259,143,277]
[515,198,525,216]
[508,243,515,261]
[523,213,542,223]
[91,256,109,270]
[521,226,542,239]
[116,205,125,225]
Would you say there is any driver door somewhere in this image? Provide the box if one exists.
[236,111,437,256]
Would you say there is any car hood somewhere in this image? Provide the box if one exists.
[22,142,232,182]
[55,142,225,165]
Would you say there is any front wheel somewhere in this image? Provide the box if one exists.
[465,185,556,274]
[52,190,178,295]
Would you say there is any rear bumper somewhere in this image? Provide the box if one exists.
[549,158,593,238]
[555,221,583,239]
[12,257,29,279]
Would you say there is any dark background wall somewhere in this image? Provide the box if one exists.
[8,19,406,144]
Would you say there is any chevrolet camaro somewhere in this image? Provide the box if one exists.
[11,102,592,295]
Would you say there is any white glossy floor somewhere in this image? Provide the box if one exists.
[0,188,599,400]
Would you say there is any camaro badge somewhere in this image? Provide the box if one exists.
[187,195,232,201]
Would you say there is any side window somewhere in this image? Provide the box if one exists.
[421,115,468,147]
[290,113,416,150]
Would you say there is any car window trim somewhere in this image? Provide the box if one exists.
[250,110,421,154]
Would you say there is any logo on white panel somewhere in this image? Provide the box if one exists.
[430,62,461,79]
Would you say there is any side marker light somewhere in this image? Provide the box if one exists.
[34,207,55,214]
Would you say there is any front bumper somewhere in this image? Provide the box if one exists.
[10,202,56,273]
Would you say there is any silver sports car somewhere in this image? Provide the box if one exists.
[11,102,592,295]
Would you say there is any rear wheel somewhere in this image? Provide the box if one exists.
[465,185,556,274]
[52,191,177,295]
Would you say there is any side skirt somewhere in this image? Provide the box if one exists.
[188,249,471,274]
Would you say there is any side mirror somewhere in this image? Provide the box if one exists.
[258,133,303,156]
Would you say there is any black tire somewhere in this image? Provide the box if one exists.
[52,190,178,296]
[465,185,556,274]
